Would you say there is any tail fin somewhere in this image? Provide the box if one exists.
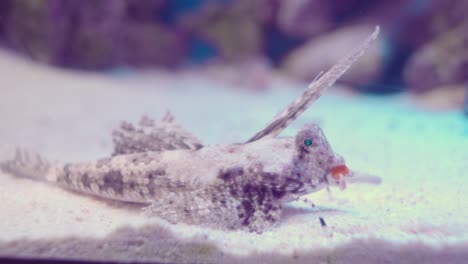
[0,148,56,182]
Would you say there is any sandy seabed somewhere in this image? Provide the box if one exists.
[0,50,467,264]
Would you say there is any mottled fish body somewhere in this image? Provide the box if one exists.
[52,137,296,204]
[1,26,381,233]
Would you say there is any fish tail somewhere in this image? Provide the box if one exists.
[0,147,58,182]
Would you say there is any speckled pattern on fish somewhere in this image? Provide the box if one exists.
[0,27,381,233]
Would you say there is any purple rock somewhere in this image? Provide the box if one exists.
[60,0,126,69]
[1,0,185,69]
[1,0,126,69]
[178,0,263,61]
[404,25,468,93]
[276,0,374,38]
[117,22,186,68]
[125,0,165,22]
[0,0,12,40]
[407,1,468,93]
[464,84,468,116]
[2,0,70,65]
[63,0,183,68]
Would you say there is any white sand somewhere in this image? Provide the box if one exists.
[0,49,467,263]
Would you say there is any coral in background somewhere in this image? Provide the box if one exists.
[0,0,466,112]
[178,0,264,62]
[464,85,468,116]
[276,0,375,38]
[118,0,187,67]
[0,0,10,41]
[118,22,186,68]
[404,22,468,93]
[1,0,70,65]
[0,0,185,69]
[125,0,165,22]
[403,1,468,93]
[60,0,125,69]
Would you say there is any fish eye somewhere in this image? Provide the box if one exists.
[304,138,313,146]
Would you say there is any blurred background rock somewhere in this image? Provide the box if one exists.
[0,0,466,112]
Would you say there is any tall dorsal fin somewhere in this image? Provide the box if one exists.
[246,26,380,143]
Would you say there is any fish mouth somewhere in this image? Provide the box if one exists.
[327,164,349,189]
[329,165,350,181]
[327,165,382,188]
